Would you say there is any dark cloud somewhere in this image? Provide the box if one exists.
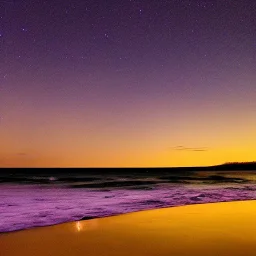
[171,146,209,152]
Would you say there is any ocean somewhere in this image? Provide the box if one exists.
[1,170,256,233]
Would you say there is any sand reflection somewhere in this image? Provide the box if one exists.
[74,219,99,233]
[75,221,82,232]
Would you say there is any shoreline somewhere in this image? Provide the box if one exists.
[0,188,256,235]
[1,199,256,235]
[1,172,256,233]
[1,200,256,256]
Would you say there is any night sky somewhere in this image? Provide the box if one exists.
[1,0,256,167]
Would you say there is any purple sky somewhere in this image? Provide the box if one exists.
[1,0,256,167]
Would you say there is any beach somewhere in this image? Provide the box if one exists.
[1,200,256,256]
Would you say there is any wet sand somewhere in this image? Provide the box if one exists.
[1,200,256,256]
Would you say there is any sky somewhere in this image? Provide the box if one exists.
[0,0,255,167]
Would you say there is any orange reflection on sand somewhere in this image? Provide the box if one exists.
[75,221,82,232]
[75,219,99,233]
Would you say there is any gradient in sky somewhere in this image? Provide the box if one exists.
[0,0,256,167]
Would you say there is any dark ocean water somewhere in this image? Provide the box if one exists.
[1,170,256,233]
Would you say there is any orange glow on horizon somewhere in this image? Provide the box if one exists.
[1,84,255,168]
